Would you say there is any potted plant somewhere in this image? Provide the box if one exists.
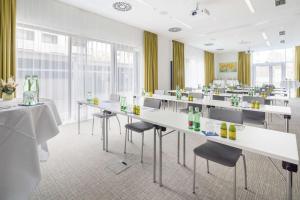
[1,77,17,101]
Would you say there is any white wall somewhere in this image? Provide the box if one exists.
[185,45,205,88]
[214,52,238,80]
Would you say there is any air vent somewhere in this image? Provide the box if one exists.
[279,31,286,36]
[168,27,182,32]
[204,43,214,46]
[275,0,286,6]
[113,2,132,12]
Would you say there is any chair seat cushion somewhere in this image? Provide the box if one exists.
[93,112,116,118]
[125,122,154,133]
[193,141,242,167]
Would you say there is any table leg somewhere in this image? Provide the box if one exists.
[159,128,163,186]
[284,115,291,133]
[175,102,178,112]
[177,131,180,164]
[183,132,186,167]
[130,117,133,142]
[153,128,156,183]
[78,103,81,135]
[105,115,108,152]
[102,117,105,151]
[282,161,298,200]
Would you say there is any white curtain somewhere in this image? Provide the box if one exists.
[16,26,70,121]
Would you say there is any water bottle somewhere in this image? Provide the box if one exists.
[193,107,201,131]
[188,106,193,129]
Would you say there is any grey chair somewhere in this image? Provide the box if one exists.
[185,87,193,91]
[212,95,225,101]
[242,96,267,127]
[124,98,161,163]
[193,107,247,200]
[92,94,121,135]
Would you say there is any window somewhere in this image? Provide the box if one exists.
[252,48,295,87]
[41,33,58,44]
[16,27,70,120]
[17,28,34,41]
[185,58,204,88]
[16,25,140,122]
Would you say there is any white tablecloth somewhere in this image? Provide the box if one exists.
[0,99,61,200]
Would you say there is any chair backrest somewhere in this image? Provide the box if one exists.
[144,98,161,109]
[154,90,165,95]
[189,92,203,99]
[212,95,225,101]
[242,96,265,104]
[110,94,120,102]
[209,107,243,124]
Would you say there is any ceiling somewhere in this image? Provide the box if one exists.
[56,0,300,52]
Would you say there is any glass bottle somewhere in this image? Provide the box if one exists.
[193,107,200,131]
[188,106,193,129]
[32,75,39,102]
[87,92,93,104]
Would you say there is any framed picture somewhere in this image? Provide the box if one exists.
[219,62,237,72]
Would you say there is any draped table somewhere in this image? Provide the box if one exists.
[0,99,61,200]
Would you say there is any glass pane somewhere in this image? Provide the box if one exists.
[255,66,269,86]
[16,27,70,120]
[272,65,282,87]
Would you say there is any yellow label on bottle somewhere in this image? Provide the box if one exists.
[229,131,236,140]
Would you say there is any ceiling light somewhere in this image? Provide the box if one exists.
[279,31,286,36]
[168,27,182,32]
[204,43,214,46]
[275,0,286,6]
[262,32,268,40]
[113,2,132,12]
[216,48,224,51]
[244,0,255,13]
[266,41,271,46]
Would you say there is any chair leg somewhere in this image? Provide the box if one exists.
[92,116,95,135]
[242,154,248,189]
[233,166,236,200]
[141,132,144,163]
[193,153,196,194]
[124,129,127,154]
[130,132,133,143]
[206,160,210,174]
[115,116,122,135]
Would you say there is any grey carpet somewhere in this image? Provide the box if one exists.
[30,99,300,200]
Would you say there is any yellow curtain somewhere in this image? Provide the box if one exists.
[204,51,214,86]
[0,0,16,82]
[238,52,251,86]
[144,31,158,93]
[295,46,300,97]
[172,40,184,89]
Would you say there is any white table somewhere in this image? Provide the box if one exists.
[77,101,298,200]
[145,94,292,132]
[0,99,61,200]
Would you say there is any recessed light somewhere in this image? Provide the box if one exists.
[204,43,214,46]
[239,40,251,45]
[113,2,132,12]
[262,32,268,40]
[244,0,255,13]
[168,27,182,32]
[216,48,224,51]
[279,31,286,36]
[280,40,285,44]
[266,41,271,46]
[275,0,286,6]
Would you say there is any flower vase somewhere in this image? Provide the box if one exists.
[2,92,14,101]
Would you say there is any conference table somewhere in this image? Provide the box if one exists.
[77,100,298,200]
[145,94,292,132]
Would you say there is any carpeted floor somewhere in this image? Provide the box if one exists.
[30,99,300,200]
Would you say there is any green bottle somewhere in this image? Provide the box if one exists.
[188,106,193,129]
[193,107,200,131]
